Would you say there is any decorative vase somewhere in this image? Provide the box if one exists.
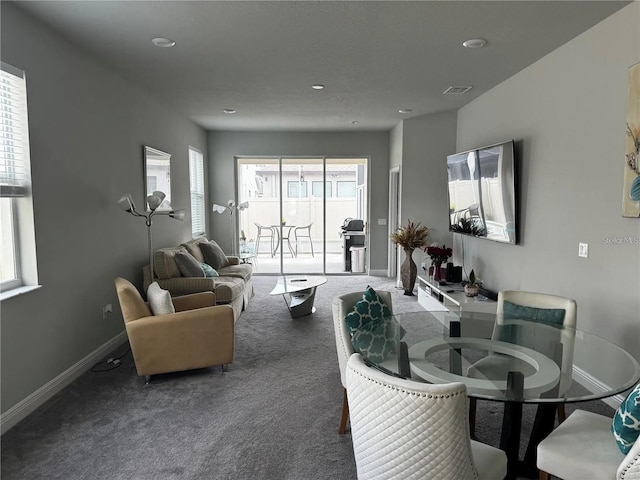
[464,284,479,297]
[432,262,443,282]
[400,248,417,296]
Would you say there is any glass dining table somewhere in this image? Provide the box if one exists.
[360,310,640,480]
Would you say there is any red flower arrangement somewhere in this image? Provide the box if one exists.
[424,244,452,265]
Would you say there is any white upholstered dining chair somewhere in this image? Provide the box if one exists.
[332,290,396,435]
[468,290,577,435]
[537,409,640,480]
[346,353,507,480]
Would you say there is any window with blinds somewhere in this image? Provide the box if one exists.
[1,62,29,198]
[189,147,205,237]
[1,62,34,292]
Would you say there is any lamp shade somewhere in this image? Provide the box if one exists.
[170,209,185,221]
[147,191,166,211]
[117,194,135,212]
[212,203,228,214]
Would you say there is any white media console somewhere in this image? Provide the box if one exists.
[416,275,498,338]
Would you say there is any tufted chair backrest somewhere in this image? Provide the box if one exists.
[331,290,393,388]
[346,353,480,480]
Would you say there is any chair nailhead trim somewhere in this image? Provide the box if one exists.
[348,366,465,398]
[619,451,640,478]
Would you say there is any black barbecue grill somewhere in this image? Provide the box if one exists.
[339,218,365,271]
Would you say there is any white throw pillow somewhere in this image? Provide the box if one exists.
[147,282,175,316]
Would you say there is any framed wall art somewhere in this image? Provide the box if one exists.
[622,62,640,217]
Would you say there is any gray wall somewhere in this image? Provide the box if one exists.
[401,110,457,247]
[1,4,207,414]
[389,122,403,169]
[454,3,640,357]
[207,131,390,271]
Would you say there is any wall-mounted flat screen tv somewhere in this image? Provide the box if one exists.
[447,140,517,244]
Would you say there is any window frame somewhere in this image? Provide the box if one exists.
[188,146,206,237]
[1,62,38,298]
[0,197,21,290]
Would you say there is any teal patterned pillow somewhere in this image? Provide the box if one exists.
[344,286,404,363]
[344,286,392,334]
[200,263,219,277]
[351,315,405,364]
[612,383,640,454]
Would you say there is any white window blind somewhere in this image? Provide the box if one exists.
[189,147,205,237]
[0,62,29,198]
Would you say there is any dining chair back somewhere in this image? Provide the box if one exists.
[468,290,577,434]
[331,290,393,434]
[496,290,577,327]
[497,291,577,396]
[293,223,314,257]
[254,222,275,257]
[346,353,508,480]
[537,409,640,480]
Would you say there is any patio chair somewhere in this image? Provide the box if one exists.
[293,223,314,256]
[254,222,275,257]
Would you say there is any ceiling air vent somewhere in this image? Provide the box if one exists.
[443,86,472,95]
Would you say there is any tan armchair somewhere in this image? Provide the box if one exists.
[114,277,235,383]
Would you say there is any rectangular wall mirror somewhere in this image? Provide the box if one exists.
[143,145,172,211]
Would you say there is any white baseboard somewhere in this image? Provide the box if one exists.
[573,365,626,410]
[1,331,128,435]
[367,269,388,276]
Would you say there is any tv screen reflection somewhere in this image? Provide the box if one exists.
[447,140,516,244]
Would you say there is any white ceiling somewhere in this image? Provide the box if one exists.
[12,0,631,131]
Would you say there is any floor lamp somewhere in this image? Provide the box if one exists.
[118,191,185,282]
[212,200,249,255]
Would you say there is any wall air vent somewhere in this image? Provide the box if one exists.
[443,86,472,95]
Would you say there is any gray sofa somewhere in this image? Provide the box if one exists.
[142,236,254,320]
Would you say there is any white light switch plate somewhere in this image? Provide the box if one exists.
[377,218,387,225]
[578,243,588,258]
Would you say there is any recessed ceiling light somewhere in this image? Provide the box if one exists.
[398,109,413,114]
[462,38,487,49]
[311,84,325,90]
[151,37,176,48]
[351,121,359,125]
[223,108,236,114]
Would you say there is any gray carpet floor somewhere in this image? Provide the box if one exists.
[1,275,613,479]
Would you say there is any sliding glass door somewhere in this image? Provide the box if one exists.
[237,157,367,275]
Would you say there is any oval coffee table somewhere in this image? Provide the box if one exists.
[269,276,327,318]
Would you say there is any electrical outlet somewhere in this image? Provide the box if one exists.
[102,303,113,319]
[578,243,589,258]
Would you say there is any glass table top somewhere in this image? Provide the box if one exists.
[361,310,640,404]
[269,275,327,295]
